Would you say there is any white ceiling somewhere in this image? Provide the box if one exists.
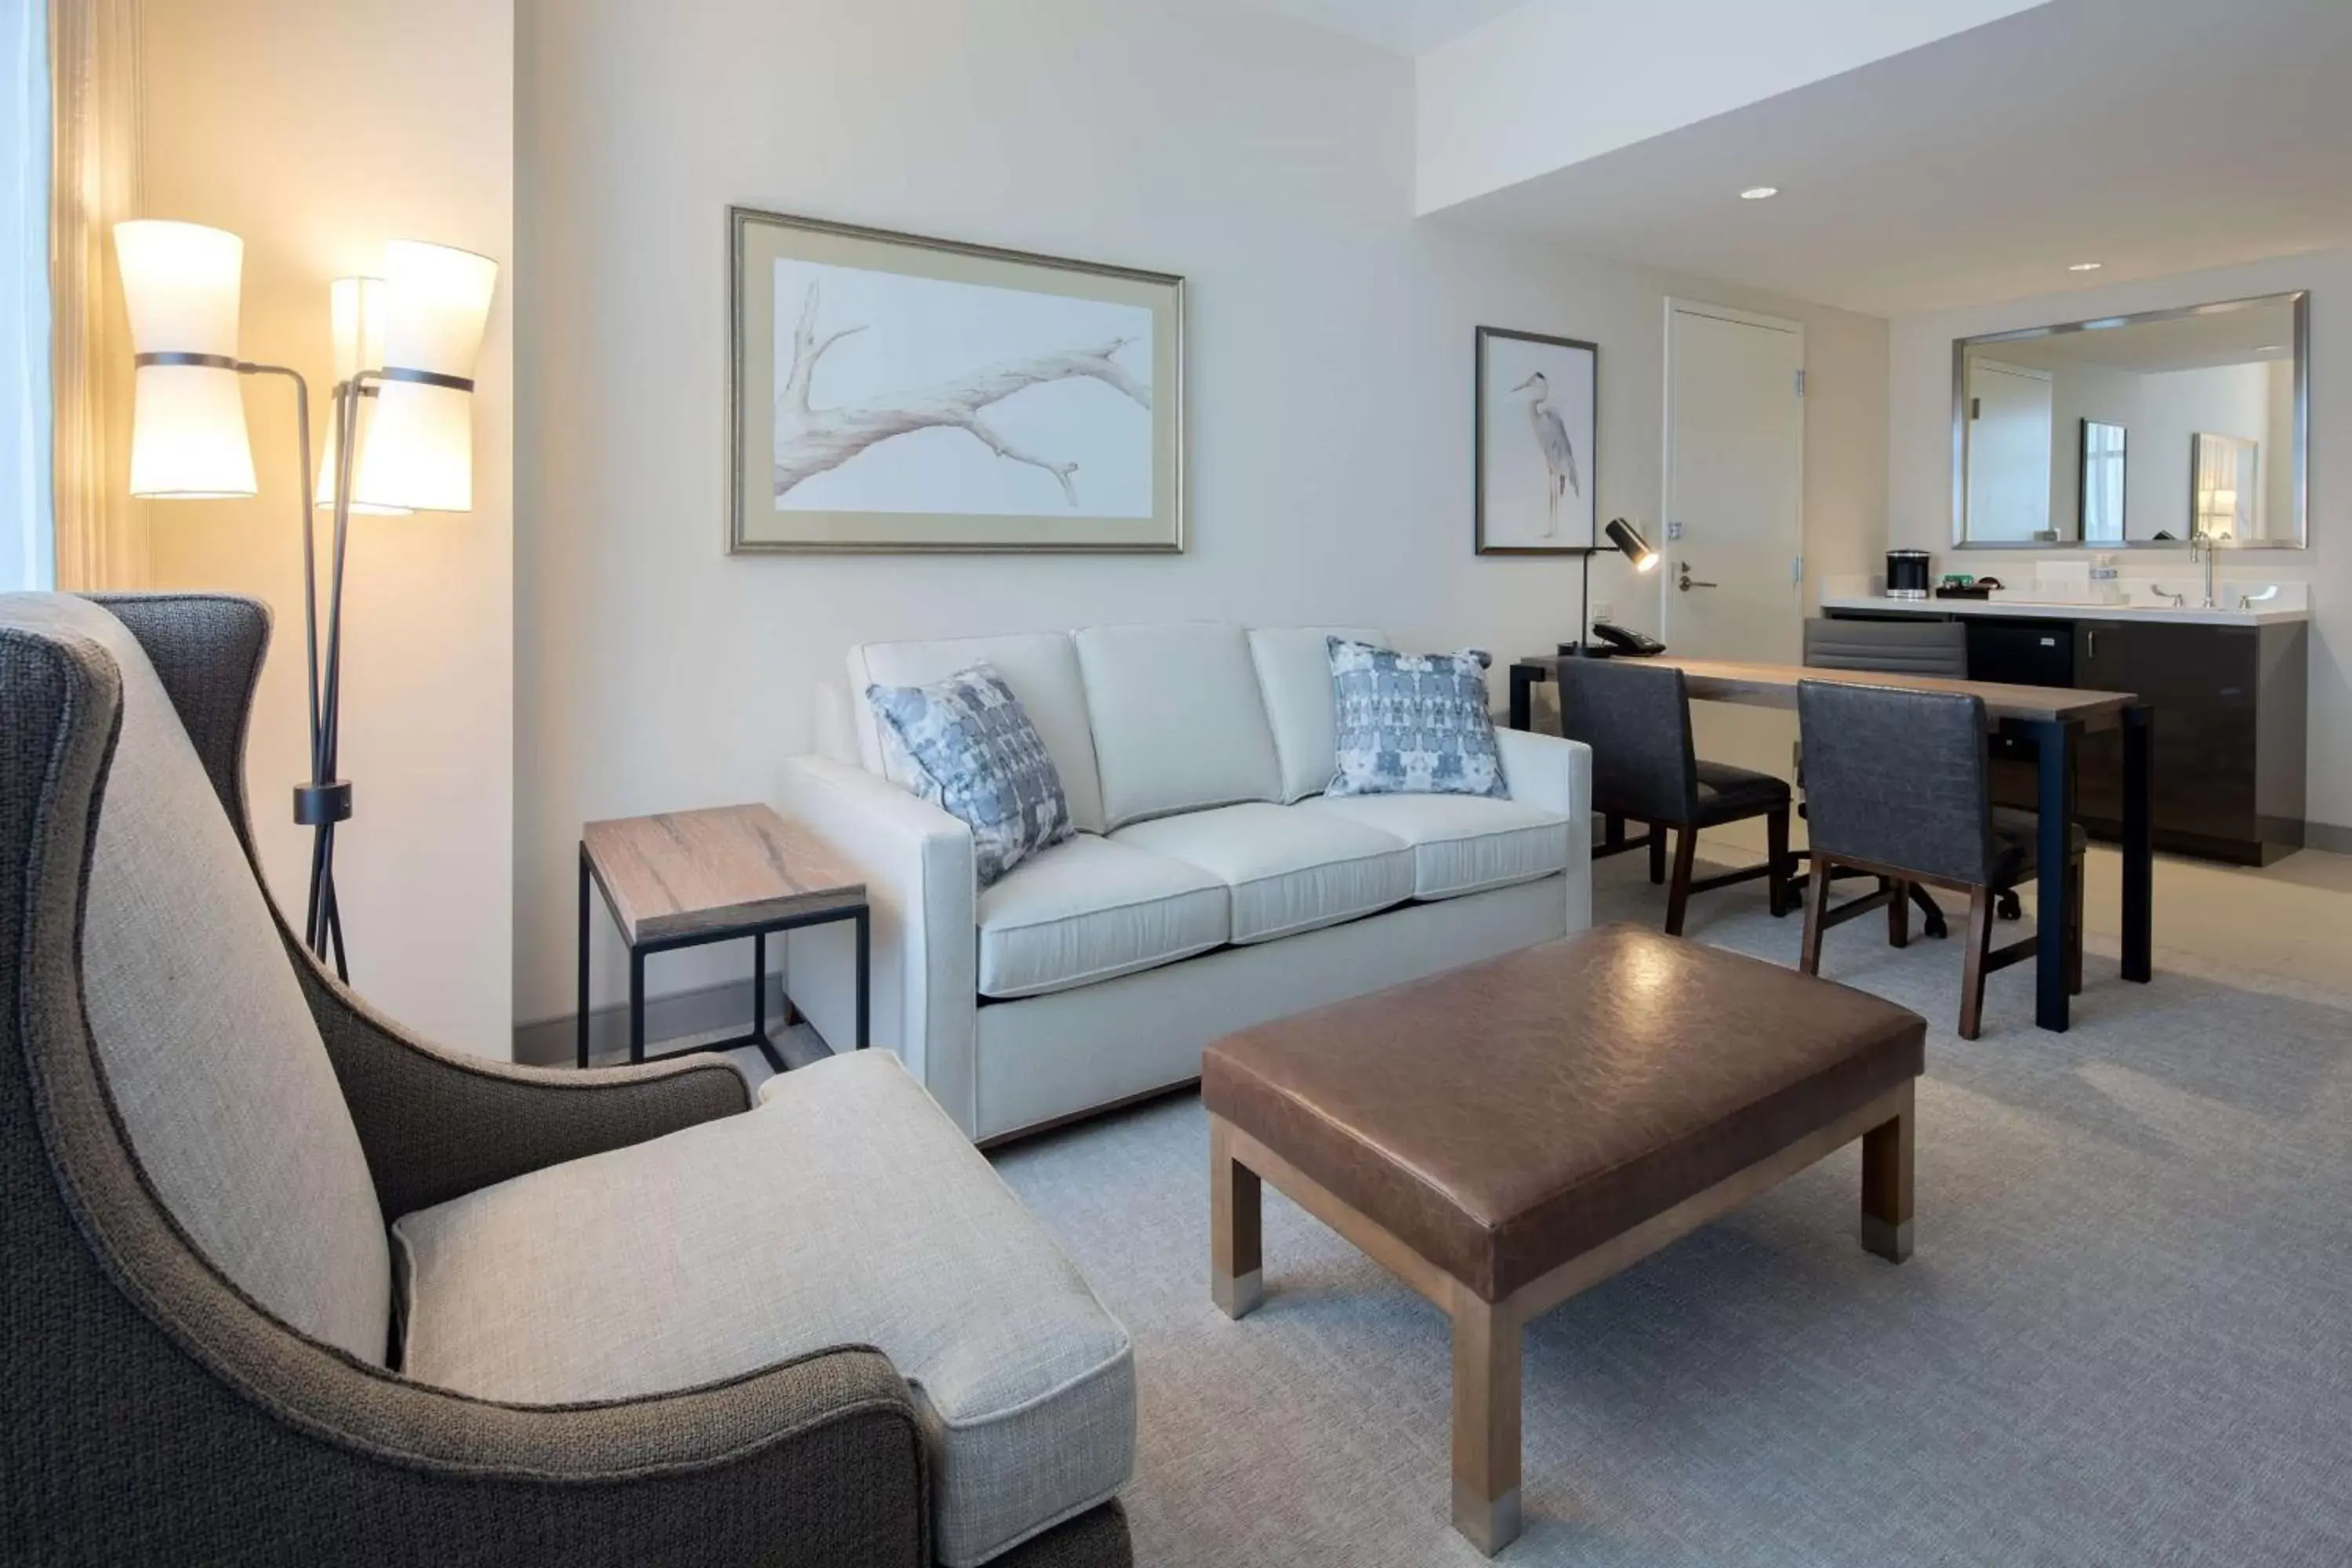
[1428,0,2352,315]
[1261,0,1526,56]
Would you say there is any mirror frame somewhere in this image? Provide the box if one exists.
[1951,289,2308,550]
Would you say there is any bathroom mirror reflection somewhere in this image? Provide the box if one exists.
[1953,291,2307,549]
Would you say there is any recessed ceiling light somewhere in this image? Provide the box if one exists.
[1740,186,1779,201]
[2068,261,2103,271]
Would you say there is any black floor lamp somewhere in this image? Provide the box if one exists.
[116,222,497,981]
[1563,516,1661,656]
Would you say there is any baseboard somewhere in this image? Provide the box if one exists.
[2306,820,2352,856]
[513,973,788,1067]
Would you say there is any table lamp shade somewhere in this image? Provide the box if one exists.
[116,220,258,498]
[354,240,498,513]
[315,277,408,514]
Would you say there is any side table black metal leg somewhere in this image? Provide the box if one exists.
[2030,718,2077,1033]
[629,947,646,1064]
[2122,705,2154,984]
[576,845,591,1070]
[750,931,786,1074]
[1508,666,1536,732]
[855,907,871,1049]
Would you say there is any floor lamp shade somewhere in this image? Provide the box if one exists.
[355,240,498,513]
[115,220,258,498]
[315,277,408,514]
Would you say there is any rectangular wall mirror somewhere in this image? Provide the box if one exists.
[1953,291,2307,549]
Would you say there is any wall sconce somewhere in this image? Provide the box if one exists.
[117,220,497,978]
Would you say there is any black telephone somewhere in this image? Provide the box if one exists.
[1588,621,1666,658]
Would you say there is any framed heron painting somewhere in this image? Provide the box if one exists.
[729,207,1185,553]
[1474,326,1597,554]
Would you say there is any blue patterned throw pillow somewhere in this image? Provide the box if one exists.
[866,663,1074,887]
[1325,637,1508,799]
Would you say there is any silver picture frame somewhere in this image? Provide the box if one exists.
[728,206,1186,554]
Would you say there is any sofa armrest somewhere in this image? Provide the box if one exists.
[1497,728,1593,932]
[776,756,982,1135]
[287,931,750,1220]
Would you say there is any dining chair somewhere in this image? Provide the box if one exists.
[1793,616,1973,937]
[1796,679,2084,1039]
[1558,657,1791,936]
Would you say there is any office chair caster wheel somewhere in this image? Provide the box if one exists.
[1996,890,2023,922]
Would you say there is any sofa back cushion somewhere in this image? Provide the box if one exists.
[1247,626,1385,803]
[1073,623,1284,829]
[849,633,1108,834]
[11,593,392,1366]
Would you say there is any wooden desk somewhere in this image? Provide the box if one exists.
[1508,655,2154,1033]
[579,804,869,1071]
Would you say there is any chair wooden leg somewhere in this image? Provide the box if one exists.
[1209,1116,1263,1319]
[1886,877,1911,949]
[1450,1287,1523,1556]
[1860,1081,1915,1262]
[1648,822,1667,885]
[2067,852,2085,996]
[1800,852,1831,975]
[1766,807,1791,917]
[1959,885,1994,1040]
[1663,826,1697,936]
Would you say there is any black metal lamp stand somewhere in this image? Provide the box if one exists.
[130,350,347,978]
[1562,517,1661,659]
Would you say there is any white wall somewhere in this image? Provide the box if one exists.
[514,0,1888,1033]
[1890,250,2347,835]
[141,0,515,1054]
[1415,0,2051,215]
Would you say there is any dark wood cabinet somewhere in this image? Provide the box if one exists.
[2067,619,2307,865]
[1831,609,2309,866]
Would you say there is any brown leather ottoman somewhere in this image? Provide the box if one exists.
[1201,923,1926,1555]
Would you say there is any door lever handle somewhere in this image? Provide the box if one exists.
[1676,564,1719,593]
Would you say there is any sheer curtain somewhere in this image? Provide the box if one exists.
[3,0,52,590]
[48,0,143,590]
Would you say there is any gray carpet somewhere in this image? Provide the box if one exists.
[992,858,2352,1566]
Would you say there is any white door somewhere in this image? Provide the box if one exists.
[1965,359,2056,542]
[1661,299,1806,789]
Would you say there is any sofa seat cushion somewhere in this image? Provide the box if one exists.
[976,833,1230,1000]
[1110,803,1414,944]
[394,1052,1134,1568]
[1299,793,1570,900]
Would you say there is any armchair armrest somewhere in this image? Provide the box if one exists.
[775,756,981,1135]
[1497,728,1594,932]
[289,933,750,1220]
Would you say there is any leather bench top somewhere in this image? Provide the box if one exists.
[1202,924,1925,1301]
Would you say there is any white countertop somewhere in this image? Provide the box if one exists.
[1820,583,2308,628]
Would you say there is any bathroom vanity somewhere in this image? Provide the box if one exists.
[1820,590,2309,866]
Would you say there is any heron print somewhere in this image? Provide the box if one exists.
[1512,370,1580,536]
[1475,327,1596,554]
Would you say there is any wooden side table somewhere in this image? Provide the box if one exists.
[578,804,869,1071]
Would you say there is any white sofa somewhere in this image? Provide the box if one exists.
[779,622,1592,1142]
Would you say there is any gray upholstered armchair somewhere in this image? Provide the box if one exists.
[0,593,1133,1567]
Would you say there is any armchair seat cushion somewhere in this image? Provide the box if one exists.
[1297,793,1571,900]
[978,833,1230,999]
[1111,802,1414,944]
[392,1051,1135,1568]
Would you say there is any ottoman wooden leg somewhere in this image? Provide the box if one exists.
[1210,1116,1264,1318]
[1450,1289,1523,1556]
[1860,1082,1915,1263]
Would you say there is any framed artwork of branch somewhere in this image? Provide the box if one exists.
[728,207,1185,553]
[1474,326,1597,555]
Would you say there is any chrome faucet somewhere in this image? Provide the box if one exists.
[2190,532,2220,609]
